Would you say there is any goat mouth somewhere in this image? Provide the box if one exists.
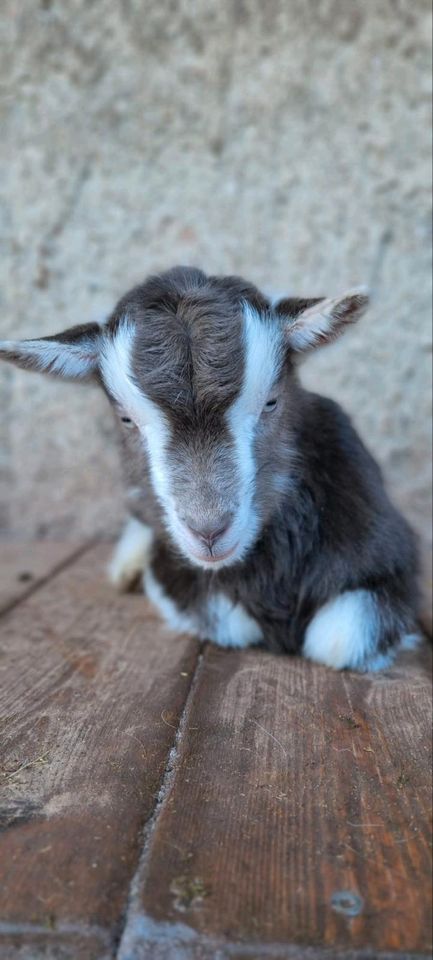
[190,542,239,565]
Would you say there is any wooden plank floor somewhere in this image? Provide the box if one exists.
[0,542,90,615]
[0,545,431,960]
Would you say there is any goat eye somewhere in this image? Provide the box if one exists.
[264,398,278,412]
[121,416,133,425]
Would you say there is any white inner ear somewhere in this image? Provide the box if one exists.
[288,299,336,351]
[288,287,369,351]
[0,338,99,377]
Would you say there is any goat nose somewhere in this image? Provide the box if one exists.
[185,514,233,548]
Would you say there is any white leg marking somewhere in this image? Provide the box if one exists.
[144,568,200,636]
[144,571,262,650]
[303,589,392,672]
[206,594,263,649]
[108,517,153,591]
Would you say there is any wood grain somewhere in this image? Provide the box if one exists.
[0,541,87,614]
[121,642,433,959]
[0,545,200,959]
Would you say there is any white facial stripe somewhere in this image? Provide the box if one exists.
[238,304,283,414]
[0,339,99,377]
[100,322,172,507]
[226,305,282,536]
[100,323,146,418]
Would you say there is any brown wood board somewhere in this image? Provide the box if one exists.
[0,541,88,615]
[0,545,200,959]
[120,642,433,960]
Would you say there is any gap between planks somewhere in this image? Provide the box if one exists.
[114,646,207,959]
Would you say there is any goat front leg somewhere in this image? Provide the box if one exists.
[108,516,154,592]
[302,588,419,671]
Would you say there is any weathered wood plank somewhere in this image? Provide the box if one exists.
[0,541,87,615]
[0,545,200,959]
[120,643,432,960]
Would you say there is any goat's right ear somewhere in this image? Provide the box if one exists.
[0,322,102,380]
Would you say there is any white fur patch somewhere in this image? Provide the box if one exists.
[400,633,420,651]
[108,517,153,590]
[100,323,145,417]
[303,589,394,672]
[144,569,262,650]
[303,590,376,670]
[144,569,200,636]
[206,593,263,648]
[225,305,283,558]
[100,323,173,513]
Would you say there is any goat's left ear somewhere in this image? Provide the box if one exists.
[0,322,102,379]
[275,288,369,353]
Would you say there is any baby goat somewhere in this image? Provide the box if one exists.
[0,267,419,670]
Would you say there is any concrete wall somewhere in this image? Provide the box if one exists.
[0,0,431,551]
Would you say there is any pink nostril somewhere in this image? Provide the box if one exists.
[185,516,232,548]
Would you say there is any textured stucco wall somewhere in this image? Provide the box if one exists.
[0,0,431,552]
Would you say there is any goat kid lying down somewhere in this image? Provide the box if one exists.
[0,267,420,670]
